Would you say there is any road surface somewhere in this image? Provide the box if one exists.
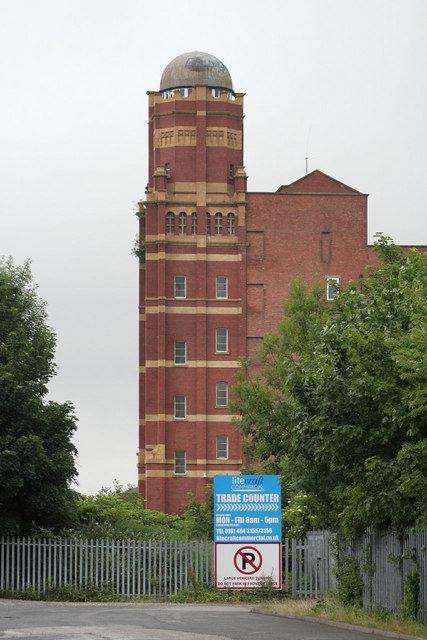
[0,600,388,640]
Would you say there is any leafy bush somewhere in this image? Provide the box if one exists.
[75,483,185,539]
[180,484,214,540]
[282,492,320,539]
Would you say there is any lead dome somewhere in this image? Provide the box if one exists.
[160,52,233,92]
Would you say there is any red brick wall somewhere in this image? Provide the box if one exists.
[246,191,374,337]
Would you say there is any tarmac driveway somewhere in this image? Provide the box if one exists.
[0,600,393,640]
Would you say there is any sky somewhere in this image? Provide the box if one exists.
[1,0,426,496]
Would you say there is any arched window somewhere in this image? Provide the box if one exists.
[179,212,187,234]
[227,213,235,235]
[191,212,197,234]
[215,213,223,235]
[166,211,175,234]
[206,213,211,236]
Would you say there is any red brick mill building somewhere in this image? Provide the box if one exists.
[137,51,378,513]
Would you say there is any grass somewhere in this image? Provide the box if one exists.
[170,582,285,603]
[0,581,285,604]
[264,594,427,638]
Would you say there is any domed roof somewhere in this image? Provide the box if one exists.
[160,52,233,92]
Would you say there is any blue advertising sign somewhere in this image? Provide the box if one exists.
[214,475,281,543]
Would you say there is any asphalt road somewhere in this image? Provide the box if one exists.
[0,600,384,640]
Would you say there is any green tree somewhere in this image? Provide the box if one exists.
[0,258,78,535]
[232,237,427,533]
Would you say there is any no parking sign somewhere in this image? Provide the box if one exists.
[215,543,281,589]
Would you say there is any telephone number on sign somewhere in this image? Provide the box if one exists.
[222,527,273,535]
[216,535,279,541]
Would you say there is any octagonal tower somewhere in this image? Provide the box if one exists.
[138,52,248,512]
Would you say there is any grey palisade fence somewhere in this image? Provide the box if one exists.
[1,531,425,619]
[0,538,213,598]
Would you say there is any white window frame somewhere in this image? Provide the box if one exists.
[174,275,186,299]
[174,450,186,475]
[216,435,228,460]
[215,328,228,353]
[216,276,228,299]
[174,341,186,364]
[174,394,186,419]
[326,276,340,301]
[216,382,228,407]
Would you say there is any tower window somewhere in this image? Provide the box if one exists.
[211,88,221,98]
[174,395,186,419]
[174,275,186,298]
[166,212,175,234]
[174,341,186,364]
[215,213,223,235]
[229,164,234,180]
[165,163,171,177]
[227,213,235,235]
[216,276,228,299]
[206,213,211,236]
[326,277,340,301]
[191,212,197,234]
[216,382,228,407]
[216,435,228,460]
[179,212,187,234]
[179,88,193,97]
[216,328,228,353]
[174,450,186,475]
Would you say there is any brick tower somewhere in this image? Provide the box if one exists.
[138,52,248,513]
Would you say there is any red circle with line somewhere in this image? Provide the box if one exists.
[233,546,262,574]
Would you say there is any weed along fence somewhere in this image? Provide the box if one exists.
[337,530,427,620]
[0,538,213,598]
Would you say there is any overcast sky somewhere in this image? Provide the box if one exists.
[1,0,426,496]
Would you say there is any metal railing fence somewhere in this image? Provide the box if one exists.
[1,531,425,619]
[0,538,212,598]
[283,532,332,597]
